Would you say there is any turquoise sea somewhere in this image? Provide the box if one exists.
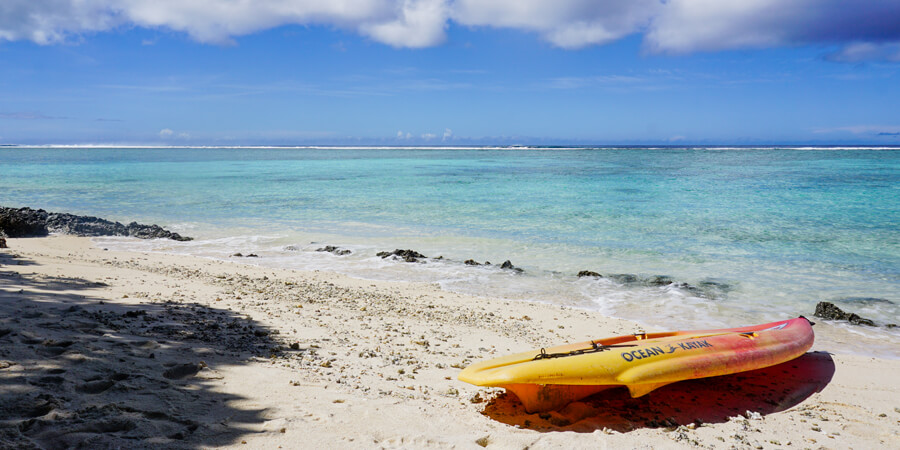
[2,146,898,356]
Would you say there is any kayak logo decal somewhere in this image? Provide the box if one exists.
[620,339,713,362]
[760,322,788,332]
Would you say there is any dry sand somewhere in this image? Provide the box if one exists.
[1,235,897,449]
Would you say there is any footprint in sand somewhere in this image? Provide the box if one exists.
[21,310,45,319]
[35,340,75,357]
[163,363,206,380]
[26,398,60,418]
[78,418,137,433]
[36,346,69,357]
[19,332,43,345]
[7,394,62,419]
[135,340,160,349]
[110,372,131,381]
[27,404,55,418]
[76,379,115,394]
[31,375,65,387]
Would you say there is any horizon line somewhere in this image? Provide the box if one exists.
[3,144,900,151]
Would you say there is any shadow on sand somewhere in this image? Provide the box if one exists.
[0,251,289,448]
[482,351,836,433]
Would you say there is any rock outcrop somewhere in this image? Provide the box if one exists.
[499,260,524,273]
[0,206,192,241]
[377,249,427,263]
[813,301,876,326]
[576,269,731,300]
[0,207,47,237]
[316,245,351,256]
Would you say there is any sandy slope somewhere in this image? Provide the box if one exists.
[0,235,897,449]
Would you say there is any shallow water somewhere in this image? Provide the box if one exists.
[2,146,898,356]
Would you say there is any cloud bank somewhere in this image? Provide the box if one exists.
[1,0,898,58]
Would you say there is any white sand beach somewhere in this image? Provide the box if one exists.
[1,235,898,449]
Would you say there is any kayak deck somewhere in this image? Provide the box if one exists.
[458,317,814,412]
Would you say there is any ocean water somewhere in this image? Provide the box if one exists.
[2,146,898,356]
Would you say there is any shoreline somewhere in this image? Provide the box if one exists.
[1,235,898,448]
[94,232,900,360]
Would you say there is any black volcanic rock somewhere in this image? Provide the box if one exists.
[609,274,639,284]
[500,260,523,273]
[0,206,192,241]
[123,222,191,241]
[317,245,351,256]
[0,207,48,237]
[377,249,426,262]
[814,301,847,321]
[814,301,876,326]
[646,275,675,286]
[697,280,732,293]
[574,270,732,300]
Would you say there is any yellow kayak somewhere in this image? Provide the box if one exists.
[458,317,814,412]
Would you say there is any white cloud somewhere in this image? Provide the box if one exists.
[0,0,118,45]
[2,0,899,59]
[121,0,413,45]
[442,128,453,140]
[644,0,900,54]
[157,128,192,139]
[452,0,659,49]
[0,0,448,47]
[360,0,449,48]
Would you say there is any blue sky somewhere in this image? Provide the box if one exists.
[1,1,899,145]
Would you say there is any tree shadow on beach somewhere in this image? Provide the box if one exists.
[0,252,290,449]
[0,249,38,266]
[481,352,836,433]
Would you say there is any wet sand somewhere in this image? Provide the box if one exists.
[1,235,897,449]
